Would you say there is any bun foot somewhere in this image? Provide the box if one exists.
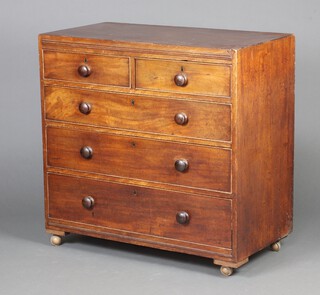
[270,241,281,252]
[50,235,62,246]
[220,266,234,276]
[214,258,248,276]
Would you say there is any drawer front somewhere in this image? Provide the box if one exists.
[45,86,231,142]
[47,127,231,192]
[48,174,232,248]
[136,59,231,97]
[43,51,130,87]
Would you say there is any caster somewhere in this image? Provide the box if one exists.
[220,266,234,276]
[50,235,62,246]
[270,241,281,252]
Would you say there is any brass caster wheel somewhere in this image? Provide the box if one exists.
[220,266,234,276]
[270,241,281,252]
[50,235,62,246]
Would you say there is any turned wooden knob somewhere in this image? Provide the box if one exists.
[79,102,92,115]
[80,146,93,159]
[176,211,190,224]
[82,196,95,210]
[174,113,188,125]
[78,64,91,77]
[174,72,188,87]
[175,159,189,172]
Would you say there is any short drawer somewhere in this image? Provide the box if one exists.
[136,59,231,97]
[43,51,130,87]
[45,86,231,142]
[47,126,231,192]
[48,174,232,249]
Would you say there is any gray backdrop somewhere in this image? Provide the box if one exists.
[0,0,319,294]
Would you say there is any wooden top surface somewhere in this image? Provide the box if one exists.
[41,22,290,50]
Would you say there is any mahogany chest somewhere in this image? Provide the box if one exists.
[38,22,295,276]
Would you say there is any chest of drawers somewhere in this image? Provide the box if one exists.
[38,22,294,276]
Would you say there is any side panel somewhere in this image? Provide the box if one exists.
[235,36,295,260]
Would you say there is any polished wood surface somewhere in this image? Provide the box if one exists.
[234,35,295,261]
[48,173,232,248]
[42,22,289,50]
[47,126,231,192]
[45,86,231,142]
[43,51,130,87]
[39,22,294,274]
[136,59,231,97]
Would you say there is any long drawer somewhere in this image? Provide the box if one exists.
[45,86,231,142]
[48,173,232,249]
[47,126,231,192]
[43,51,130,87]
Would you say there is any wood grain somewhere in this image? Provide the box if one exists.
[41,22,289,51]
[39,22,295,270]
[136,59,231,97]
[43,50,130,87]
[48,173,232,248]
[45,86,231,142]
[234,35,295,261]
[46,126,231,192]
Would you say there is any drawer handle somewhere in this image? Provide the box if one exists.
[78,64,91,77]
[175,159,189,172]
[174,72,188,87]
[174,113,188,125]
[79,102,92,115]
[176,211,190,225]
[80,146,93,159]
[82,196,95,210]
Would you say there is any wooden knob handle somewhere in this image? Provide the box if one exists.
[174,72,188,87]
[175,159,189,172]
[174,113,188,125]
[80,146,93,159]
[79,102,92,115]
[78,65,91,77]
[176,211,190,224]
[82,196,95,210]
